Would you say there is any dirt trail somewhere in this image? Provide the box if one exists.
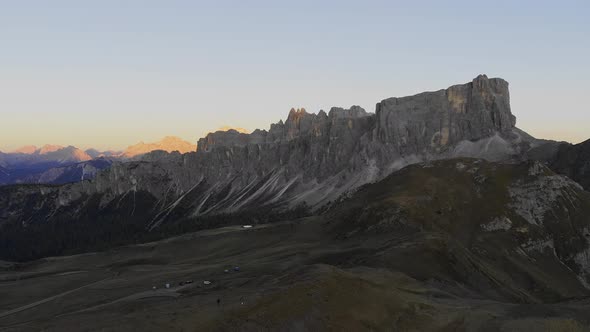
[0,277,110,320]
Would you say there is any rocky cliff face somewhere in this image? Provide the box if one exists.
[0,75,544,255]
[375,75,514,152]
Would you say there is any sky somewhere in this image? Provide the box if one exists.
[1,0,589,151]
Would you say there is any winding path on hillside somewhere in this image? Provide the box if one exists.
[0,277,110,320]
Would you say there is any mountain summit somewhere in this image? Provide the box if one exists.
[122,136,196,158]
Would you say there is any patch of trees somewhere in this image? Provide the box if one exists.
[0,191,310,262]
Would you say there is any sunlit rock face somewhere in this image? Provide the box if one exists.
[0,75,544,231]
[122,136,196,158]
[375,75,514,154]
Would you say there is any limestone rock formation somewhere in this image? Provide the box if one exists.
[375,75,514,153]
[0,75,551,260]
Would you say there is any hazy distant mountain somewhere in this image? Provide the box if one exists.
[20,158,114,185]
[216,126,250,134]
[38,144,65,155]
[85,148,122,159]
[0,165,10,183]
[43,146,92,163]
[0,137,197,185]
[5,145,92,165]
[5,136,198,164]
[122,136,196,158]
[12,145,38,154]
[0,145,96,185]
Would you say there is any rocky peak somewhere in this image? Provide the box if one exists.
[197,129,254,152]
[328,105,370,119]
[285,108,314,140]
[287,107,307,118]
[375,75,515,153]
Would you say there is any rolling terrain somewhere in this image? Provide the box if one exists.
[1,159,590,331]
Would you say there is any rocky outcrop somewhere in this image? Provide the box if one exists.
[375,75,514,153]
[0,75,545,256]
[549,139,590,191]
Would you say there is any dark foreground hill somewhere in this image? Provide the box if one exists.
[1,159,590,331]
[550,139,590,191]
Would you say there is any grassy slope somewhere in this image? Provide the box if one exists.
[2,158,590,331]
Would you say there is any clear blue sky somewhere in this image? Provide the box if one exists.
[1,0,588,151]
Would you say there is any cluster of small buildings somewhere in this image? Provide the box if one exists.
[152,266,241,290]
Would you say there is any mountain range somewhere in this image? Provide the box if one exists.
[0,136,196,185]
[2,75,590,330]
[120,136,197,158]
[2,74,586,259]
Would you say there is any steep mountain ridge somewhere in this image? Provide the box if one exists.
[0,75,553,260]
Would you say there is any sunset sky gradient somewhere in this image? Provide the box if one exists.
[1,0,589,151]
